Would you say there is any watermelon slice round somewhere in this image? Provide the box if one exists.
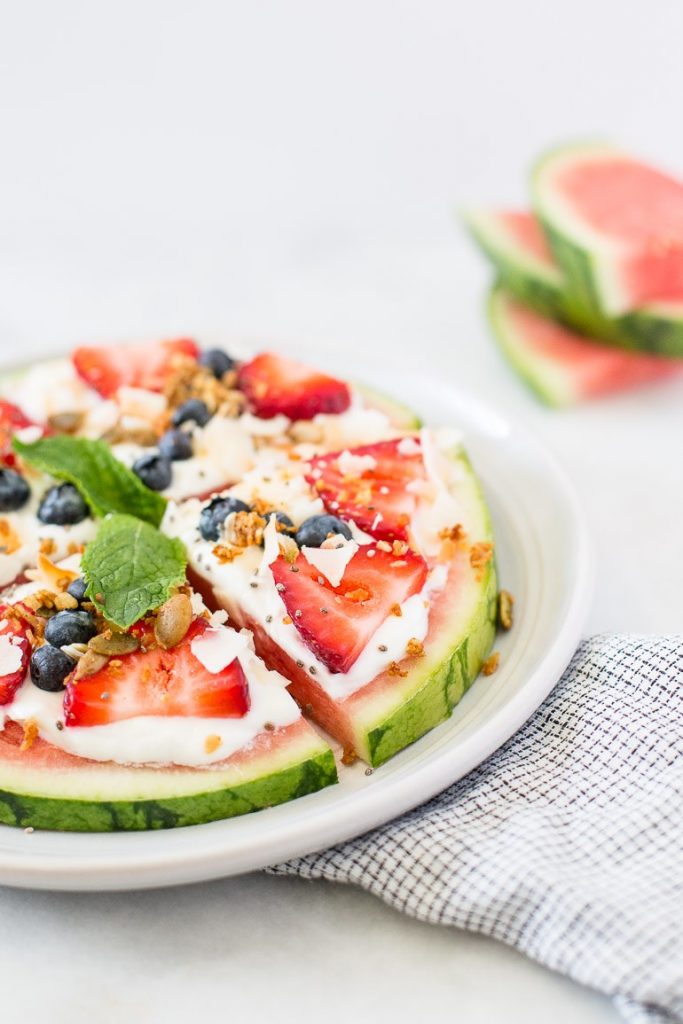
[0,716,336,832]
[465,208,683,358]
[532,143,683,317]
[488,286,683,408]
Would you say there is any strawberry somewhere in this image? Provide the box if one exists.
[237,352,351,420]
[305,438,425,542]
[71,338,199,398]
[63,619,249,726]
[0,605,32,705]
[271,544,428,674]
[0,401,45,467]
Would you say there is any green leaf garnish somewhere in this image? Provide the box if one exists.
[82,514,187,629]
[13,435,167,527]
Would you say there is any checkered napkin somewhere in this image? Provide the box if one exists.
[270,636,683,1023]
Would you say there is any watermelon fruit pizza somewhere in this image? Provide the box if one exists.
[0,342,506,831]
[465,143,683,404]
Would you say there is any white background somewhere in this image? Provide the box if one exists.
[0,2,682,1021]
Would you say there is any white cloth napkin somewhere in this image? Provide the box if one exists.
[270,636,683,1023]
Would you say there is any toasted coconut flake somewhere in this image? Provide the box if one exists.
[20,719,39,752]
[0,519,22,556]
[204,734,222,754]
[406,638,425,658]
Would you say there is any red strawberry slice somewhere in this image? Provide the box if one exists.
[271,544,428,674]
[0,605,32,705]
[72,338,199,398]
[63,619,249,727]
[0,401,46,467]
[305,438,425,542]
[237,352,351,420]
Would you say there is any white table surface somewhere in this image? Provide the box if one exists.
[1,3,681,1021]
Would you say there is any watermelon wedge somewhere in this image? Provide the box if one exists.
[532,143,683,316]
[0,717,336,831]
[465,208,683,357]
[188,446,497,767]
[488,286,683,408]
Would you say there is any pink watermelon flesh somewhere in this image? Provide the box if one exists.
[554,156,683,308]
[498,211,556,268]
[497,292,683,402]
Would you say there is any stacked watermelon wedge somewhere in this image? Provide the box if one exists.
[464,143,683,407]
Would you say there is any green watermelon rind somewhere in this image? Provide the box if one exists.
[486,284,576,408]
[531,142,634,317]
[0,725,337,832]
[355,382,423,430]
[465,206,683,358]
[347,450,498,767]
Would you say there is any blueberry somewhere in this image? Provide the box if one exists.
[199,496,251,541]
[271,511,295,533]
[158,428,194,462]
[37,483,90,525]
[66,577,88,605]
[171,399,212,429]
[295,514,353,548]
[0,468,31,512]
[132,453,173,491]
[45,609,97,648]
[30,645,75,692]
[199,348,235,379]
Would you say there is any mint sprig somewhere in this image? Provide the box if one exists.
[82,514,187,629]
[13,435,167,527]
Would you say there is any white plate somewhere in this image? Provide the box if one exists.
[0,366,593,891]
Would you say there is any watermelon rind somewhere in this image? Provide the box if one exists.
[355,382,422,430]
[531,141,638,317]
[487,284,580,408]
[0,720,337,832]
[340,449,497,766]
[465,207,683,358]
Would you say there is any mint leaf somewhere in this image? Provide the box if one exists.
[82,514,187,629]
[13,435,167,527]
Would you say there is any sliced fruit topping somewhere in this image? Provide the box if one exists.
[0,467,31,512]
[72,338,199,398]
[271,544,428,674]
[0,606,32,704]
[305,438,425,542]
[0,400,45,467]
[238,352,351,420]
[63,618,249,726]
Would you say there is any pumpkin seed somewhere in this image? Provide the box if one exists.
[154,593,193,650]
[88,632,140,656]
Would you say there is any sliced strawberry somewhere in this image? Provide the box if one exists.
[271,544,428,674]
[63,619,249,727]
[305,438,425,542]
[0,401,45,467]
[0,605,32,705]
[237,352,351,420]
[72,338,199,398]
